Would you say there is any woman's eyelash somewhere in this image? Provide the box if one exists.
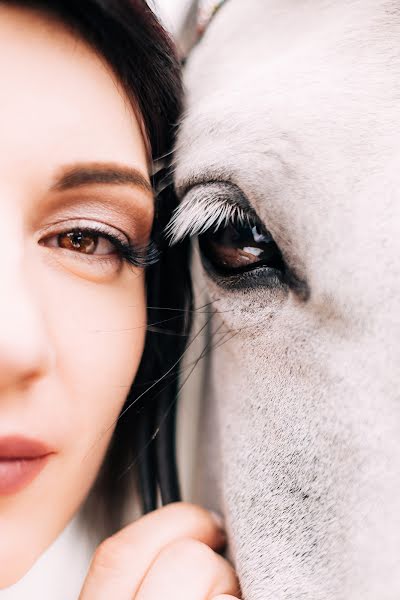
[94,229,159,268]
[165,195,254,245]
[41,222,159,269]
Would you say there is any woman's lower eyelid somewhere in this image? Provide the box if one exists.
[55,245,121,264]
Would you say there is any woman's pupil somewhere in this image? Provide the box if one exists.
[59,230,97,254]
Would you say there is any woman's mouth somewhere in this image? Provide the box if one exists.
[0,436,53,495]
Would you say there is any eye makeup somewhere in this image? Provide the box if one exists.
[38,218,158,269]
[33,183,156,278]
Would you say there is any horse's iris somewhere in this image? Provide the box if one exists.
[199,219,285,275]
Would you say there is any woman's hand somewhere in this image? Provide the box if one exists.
[78,502,241,600]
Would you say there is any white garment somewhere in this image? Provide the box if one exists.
[0,517,96,600]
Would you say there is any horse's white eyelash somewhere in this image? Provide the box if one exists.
[165,195,251,245]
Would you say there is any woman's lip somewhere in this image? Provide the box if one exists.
[0,435,53,459]
[0,456,51,495]
[0,437,53,495]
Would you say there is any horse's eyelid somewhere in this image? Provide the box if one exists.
[165,197,253,245]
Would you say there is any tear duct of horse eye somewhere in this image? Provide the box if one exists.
[199,221,285,275]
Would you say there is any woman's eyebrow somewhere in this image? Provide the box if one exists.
[51,162,153,194]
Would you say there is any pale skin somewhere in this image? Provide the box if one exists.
[0,5,239,598]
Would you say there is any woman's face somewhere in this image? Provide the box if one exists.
[0,6,153,587]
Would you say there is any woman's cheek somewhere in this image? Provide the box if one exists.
[47,259,147,457]
[0,261,147,589]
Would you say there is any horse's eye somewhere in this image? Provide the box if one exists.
[198,218,285,275]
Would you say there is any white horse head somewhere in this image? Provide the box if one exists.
[170,1,400,598]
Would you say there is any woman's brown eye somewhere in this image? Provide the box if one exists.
[57,230,115,254]
[58,231,99,254]
[198,219,285,275]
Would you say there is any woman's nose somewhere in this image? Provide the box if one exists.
[0,270,53,393]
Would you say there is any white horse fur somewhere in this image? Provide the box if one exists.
[170,1,400,598]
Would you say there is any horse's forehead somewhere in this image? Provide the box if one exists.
[186,0,400,86]
[182,0,400,147]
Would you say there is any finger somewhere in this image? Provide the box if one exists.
[79,503,226,600]
[136,538,240,600]
[213,596,241,600]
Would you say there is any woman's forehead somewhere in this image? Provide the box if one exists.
[0,5,148,186]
